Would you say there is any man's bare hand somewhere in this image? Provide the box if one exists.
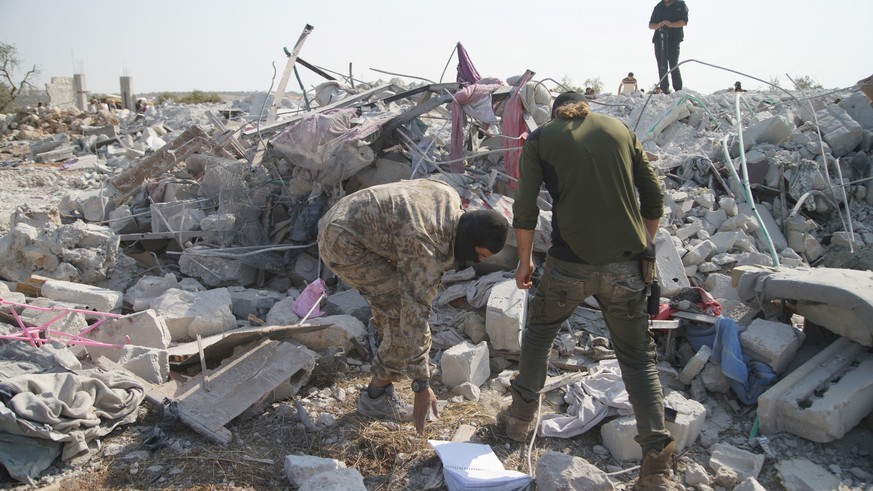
[413,388,439,435]
[515,259,534,290]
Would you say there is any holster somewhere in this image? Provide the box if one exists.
[640,242,656,286]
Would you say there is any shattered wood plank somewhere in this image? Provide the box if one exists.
[167,322,329,368]
[14,275,49,297]
[173,337,316,445]
[106,125,211,203]
[268,24,315,123]
[205,110,247,159]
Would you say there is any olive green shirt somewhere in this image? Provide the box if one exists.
[512,112,663,264]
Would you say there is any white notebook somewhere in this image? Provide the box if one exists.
[429,440,533,491]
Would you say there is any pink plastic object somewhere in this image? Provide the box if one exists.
[292,279,328,320]
[0,298,128,349]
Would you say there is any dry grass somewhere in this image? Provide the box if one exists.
[1,352,631,491]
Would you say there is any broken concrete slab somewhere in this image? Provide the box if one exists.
[39,278,123,313]
[166,322,328,369]
[172,337,316,444]
[757,336,873,442]
[150,287,237,342]
[734,265,873,346]
[291,314,366,353]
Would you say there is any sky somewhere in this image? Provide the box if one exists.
[2,0,872,98]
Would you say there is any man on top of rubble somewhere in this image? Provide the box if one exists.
[317,178,509,434]
[499,91,679,490]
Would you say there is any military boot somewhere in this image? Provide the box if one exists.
[497,385,538,442]
[635,441,682,491]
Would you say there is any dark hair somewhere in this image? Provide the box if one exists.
[454,209,509,263]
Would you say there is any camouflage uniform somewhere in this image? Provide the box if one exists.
[317,179,460,382]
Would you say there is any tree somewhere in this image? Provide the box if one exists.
[0,43,40,111]
[558,75,583,93]
[584,77,604,95]
[791,75,823,91]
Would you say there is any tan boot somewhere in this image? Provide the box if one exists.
[635,441,682,491]
[497,386,538,442]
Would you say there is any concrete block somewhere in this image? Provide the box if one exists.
[150,288,237,342]
[440,341,490,388]
[682,240,716,266]
[321,289,371,325]
[293,314,366,353]
[744,115,793,146]
[40,278,123,313]
[708,442,764,487]
[679,344,712,385]
[179,249,257,288]
[601,391,705,460]
[710,230,740,254]
[485,279,526,352]
[776,457,842,491]
[298,468,366,491]
[116,345,169,384]
[839,91,873,130]
[124,273,181,312]
[738,203,787,253]
[283,455,346,489]
[265,296,301,326]
[34,146,75,163]
[535,451,612,491]
[227,286,285,320]
[655,228,690,296]
[703,209,728,234]
[739,318,805,373]
[816,104,864,157]
[84,309,171,364]
[734,265,873,346]
[757,336,873,442]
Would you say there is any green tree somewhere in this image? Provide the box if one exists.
[559,75,583,93]
[0,42,40,112]
[792,75,823,90]
[584,77,604,94]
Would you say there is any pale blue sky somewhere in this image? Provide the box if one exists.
[2,0,871,97]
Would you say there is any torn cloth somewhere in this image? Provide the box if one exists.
[540,360,634,438]
[449,79,504,173]
[0,370,144,481]
[709,316,777,405]
[455,42,481,86]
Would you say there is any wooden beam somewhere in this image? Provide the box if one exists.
[268,24,314,123]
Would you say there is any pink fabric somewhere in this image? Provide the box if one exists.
[449,80,503,173]
[501,92,527,188]
[292,278,327,319]
[455,42,482,85]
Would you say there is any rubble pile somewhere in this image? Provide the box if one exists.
[1,54,873,490]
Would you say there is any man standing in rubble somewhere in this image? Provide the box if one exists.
[318,178,509,435]
[499,92,679,490]
[649,0,688,94]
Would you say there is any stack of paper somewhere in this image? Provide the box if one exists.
[429,440,533,491]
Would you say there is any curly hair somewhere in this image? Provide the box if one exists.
[555,99,591,119]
